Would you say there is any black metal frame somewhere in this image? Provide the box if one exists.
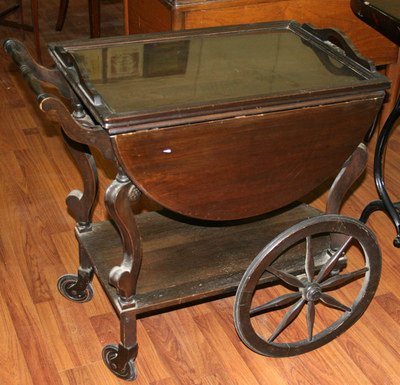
[361,95,400,247]
[351,0,400,247]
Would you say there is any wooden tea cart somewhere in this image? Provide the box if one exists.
[5,21,389,380]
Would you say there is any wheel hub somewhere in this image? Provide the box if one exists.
[303,283,322,302]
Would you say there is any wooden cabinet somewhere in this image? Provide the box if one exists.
[124,0,400,119]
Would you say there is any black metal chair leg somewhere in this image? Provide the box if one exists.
[362,96,400,247]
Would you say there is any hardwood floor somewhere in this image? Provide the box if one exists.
[0,1,399,384]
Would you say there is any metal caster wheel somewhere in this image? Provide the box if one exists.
[102,344,137,381]
[234,215,381,357]
[57,274,93,303]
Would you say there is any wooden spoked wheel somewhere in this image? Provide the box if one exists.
[234,215,381,357]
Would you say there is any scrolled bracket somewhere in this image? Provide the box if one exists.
[40,96,114,160]
[61,132,99,231]
[67,189,91,231]
[105,171,142,302]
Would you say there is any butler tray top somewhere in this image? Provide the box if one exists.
[48,21,387,133]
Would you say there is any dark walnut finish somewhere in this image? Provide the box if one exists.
[115,99,380,220]
[5,21,388,381]
[82,204,331,313]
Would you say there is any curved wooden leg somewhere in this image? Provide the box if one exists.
[103,171,141,379]
[105,170,142,301]
[58,131,98,301]
[63,131,99,232]
[326,143,368,215]
[58,245,94,302]
[326,143,368,250]
[56,0,69,31]
[103,310,138,380]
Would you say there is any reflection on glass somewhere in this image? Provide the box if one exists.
[69,30,366,114]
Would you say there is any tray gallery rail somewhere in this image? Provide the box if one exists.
[5,20,389,380]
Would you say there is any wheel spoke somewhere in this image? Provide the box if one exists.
[305,236,315,282]
[266,266,305,288]
[320,293,351,312]
[250,292,302,317]
[268,299,305,343]
[320,267,369,290]
[307,301,315,341]
[316,237,353,283]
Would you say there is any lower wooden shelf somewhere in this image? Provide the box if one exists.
[77,203,334,314]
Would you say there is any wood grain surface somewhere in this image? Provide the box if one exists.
[0,2,399,384]
[115,98,382,220]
